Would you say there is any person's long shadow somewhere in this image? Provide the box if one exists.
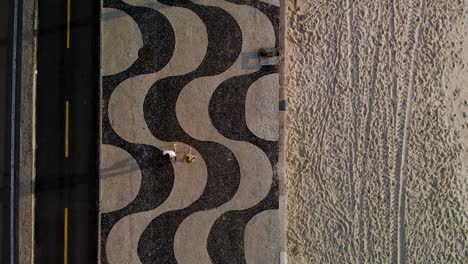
[18,145,177,200]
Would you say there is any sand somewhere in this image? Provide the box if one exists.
[286,0,468,263]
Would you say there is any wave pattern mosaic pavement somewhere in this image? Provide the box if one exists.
[101,0,281,263]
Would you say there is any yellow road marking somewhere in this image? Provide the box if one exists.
[65,101,69,158]
[66,0,71,48]
[64,208,69,264]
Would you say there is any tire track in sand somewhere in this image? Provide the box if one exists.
[346,0,359,218]
[390,1,425,263]
[383,0,398,258]
[356,5,384,263]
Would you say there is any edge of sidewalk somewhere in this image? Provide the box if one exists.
[18,0,36,263]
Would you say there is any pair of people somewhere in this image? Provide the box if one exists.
[163,144,196,163]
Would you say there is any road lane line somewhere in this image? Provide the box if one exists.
[66,0,71,48]
[65,101,69,158]
[64,208,69,264]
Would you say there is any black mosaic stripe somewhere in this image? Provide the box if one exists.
[100,1,176,264]
[138,1,243,263]
[205,1,281,261]
[103,0,175,80]
[208,67,278,164]
[207,69,280,264]
[208,187,279,264]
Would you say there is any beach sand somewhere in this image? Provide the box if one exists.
[286,0,468,263]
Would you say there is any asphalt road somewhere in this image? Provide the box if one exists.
[35,0,99,263]
[0,0,13,263]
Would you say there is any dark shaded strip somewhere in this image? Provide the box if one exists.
[137,1,243,263]
[100,1,176,263]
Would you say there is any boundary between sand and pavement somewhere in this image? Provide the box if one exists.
[278,0,288,263]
